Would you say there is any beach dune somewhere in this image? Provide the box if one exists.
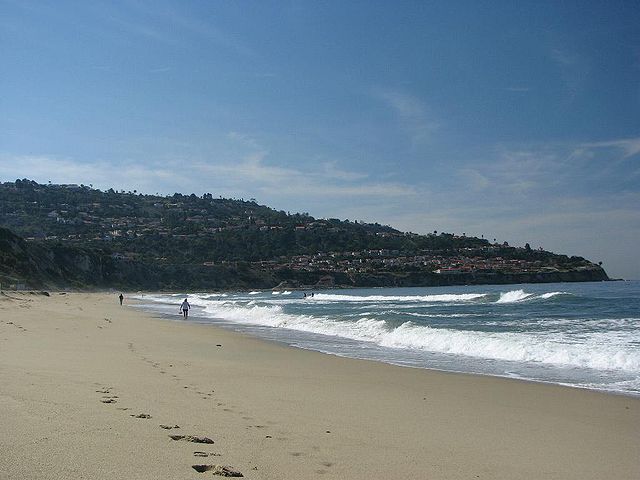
[1,292,638,479]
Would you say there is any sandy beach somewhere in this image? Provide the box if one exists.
[1,292,638,479]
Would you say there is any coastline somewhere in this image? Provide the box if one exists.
[143,303,639,399]
[1,292,638,479]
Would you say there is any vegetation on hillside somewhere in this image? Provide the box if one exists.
[0,179,607,290]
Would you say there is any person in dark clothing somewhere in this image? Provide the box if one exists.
[180,298,190,318]
[119,293,124,305]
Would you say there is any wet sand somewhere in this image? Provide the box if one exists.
[1,292,638,479]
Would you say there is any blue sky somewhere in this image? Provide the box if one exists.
[1,1,639,279]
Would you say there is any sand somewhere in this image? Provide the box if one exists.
[0,292,638,479]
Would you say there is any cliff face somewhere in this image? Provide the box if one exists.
[0,227,60,287]
[0,227,150,289]
[0,226,609,291]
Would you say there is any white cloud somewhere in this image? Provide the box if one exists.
[320,161,368,181]
[0,149,415,202]
[370,88,440,145]
[458,168,490,190]
[580,138,640,159]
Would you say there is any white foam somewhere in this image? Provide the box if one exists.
[496,289,533,303]
[192,300,640,374]
[495,290,571,303]
[539,291,567,299]
[379,323,640,372]
[312,293,487,303]
[249,291,261,295]
[402,312,485,318]
[138,292,640,377]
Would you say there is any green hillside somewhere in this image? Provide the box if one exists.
[0,179,608,290]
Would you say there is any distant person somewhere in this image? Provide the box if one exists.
[303,292,307,298]
[180,298,190,318]
[119,293,124,305]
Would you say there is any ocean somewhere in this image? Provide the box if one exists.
[133,281,640,396]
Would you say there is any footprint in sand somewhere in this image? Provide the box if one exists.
[159,424,180,429]
[97,387,118,403]
[169,434,214,444]
[191,465,243,476]
[130,413,152,419]
[193,451,222,458]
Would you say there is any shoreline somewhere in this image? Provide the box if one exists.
[133,286,640,399]
[1,292,638,479]
[148,305,640,399]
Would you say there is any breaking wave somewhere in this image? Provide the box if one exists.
[134,283,640,395]
[195,302,640,373]
[312,293,487,303]
[496,290,569,303]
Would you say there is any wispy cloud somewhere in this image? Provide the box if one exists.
[73,1,257,56]
[158,5,256,58]
[549,46,590,99]
[457,147,563,196]
[320,161,368,181]
[457,136,640,199]
[212,134,416,197]
[370,88,440,145]
[506,86,531,92]
[580,138,640,158]
[0,147,415,202]
[458,168,490,190]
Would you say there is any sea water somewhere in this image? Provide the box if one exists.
[134,281,640,396]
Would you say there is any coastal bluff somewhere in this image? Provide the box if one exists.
[0,180,609,290]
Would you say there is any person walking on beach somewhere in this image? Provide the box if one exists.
[119,293,124,305]
[180,298,190,318]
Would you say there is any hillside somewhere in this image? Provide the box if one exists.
[0,179,608,290]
